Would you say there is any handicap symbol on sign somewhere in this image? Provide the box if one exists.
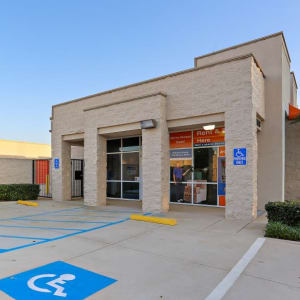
[28,274,76,297]
[235,148,245,157]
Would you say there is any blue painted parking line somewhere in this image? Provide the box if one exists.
[0,207,83,222]
[0,224,82,231]
[0,234,49,241]
[0,206,147,255]
[13,218,110,224]
[52,214,127,218]
[0,218,129,254]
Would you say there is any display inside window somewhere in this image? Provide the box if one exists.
[169,129,225,207]
[194,148,218,182]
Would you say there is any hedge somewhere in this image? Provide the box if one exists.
[265,201,300,226]
[0,184,40,201]
[265,221,300,241]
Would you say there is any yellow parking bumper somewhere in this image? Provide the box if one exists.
[130,214,176,226]
[17,200,39,207]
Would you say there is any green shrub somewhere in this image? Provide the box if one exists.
[265,222,300,241]
[0,184,40,201]
[265,201,300,226]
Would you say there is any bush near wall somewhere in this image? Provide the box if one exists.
[265,201,300,226]
[265,222,300,241]
[0,184,40,201]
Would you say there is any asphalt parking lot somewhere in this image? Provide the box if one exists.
[0,200,299,300]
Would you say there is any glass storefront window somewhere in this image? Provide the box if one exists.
[107,139,121,153]
[193,182,217,206]
[194,148,218,182]
[170,182,192,203]
[107,182,121,198]
[123,182,139,199]
[107,154,121,180]
[107,136,141,200]
[122,152,139,181]
[169,128,225,207]
[122,137,140,152]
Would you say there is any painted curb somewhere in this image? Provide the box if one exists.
[130,214,176,226]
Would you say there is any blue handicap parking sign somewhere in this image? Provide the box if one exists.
[233,148,247,165]
[54,158,60,169]
[0,261,117,299]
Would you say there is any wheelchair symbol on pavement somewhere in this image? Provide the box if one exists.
[27,273,76,297]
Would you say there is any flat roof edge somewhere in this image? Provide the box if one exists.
[84,92,166,112]
[53,53,263,110]
[194,32,291,64]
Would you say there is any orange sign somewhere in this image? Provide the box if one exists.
[170,131,192,149]
[219,146,225,157]
[194,127,225,147]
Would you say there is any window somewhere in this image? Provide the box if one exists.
[107,137,141,200]
[169,128,225,206]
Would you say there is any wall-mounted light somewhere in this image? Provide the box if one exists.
[203,124,215,130]
[141,119,156,129]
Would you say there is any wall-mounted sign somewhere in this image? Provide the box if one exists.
[170,148,192,160]
[170,131,192,149]
[233,148,247,165]
[193,127,225,147]
[54,158,60,169]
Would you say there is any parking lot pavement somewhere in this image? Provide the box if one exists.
[0,200,299,299]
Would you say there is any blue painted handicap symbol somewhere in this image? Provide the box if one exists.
[0,261,117,299]
[233,148,247,165]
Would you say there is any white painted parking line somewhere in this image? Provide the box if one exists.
[205,237,266,300]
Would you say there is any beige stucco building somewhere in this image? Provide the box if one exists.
[0,140,51,184]
[51,32,298,220]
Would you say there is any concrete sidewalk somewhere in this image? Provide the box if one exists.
[0,200,299,299]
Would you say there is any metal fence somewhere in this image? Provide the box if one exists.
[33,159,84,198]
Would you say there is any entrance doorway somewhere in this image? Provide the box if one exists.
[71,159,84,198]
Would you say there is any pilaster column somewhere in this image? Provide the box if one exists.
[52,138,71,201]
[84,128,107,206]
[225,106,258,219]
[142,95,169,212]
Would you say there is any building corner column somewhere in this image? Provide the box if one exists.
[84,128,107,206]
[52,137,71,201]
[225,106,258,220]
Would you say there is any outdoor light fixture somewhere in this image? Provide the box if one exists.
[203,124,215,130]
[141,119,156,129]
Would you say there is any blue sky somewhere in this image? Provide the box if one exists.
[1,0,300,144]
